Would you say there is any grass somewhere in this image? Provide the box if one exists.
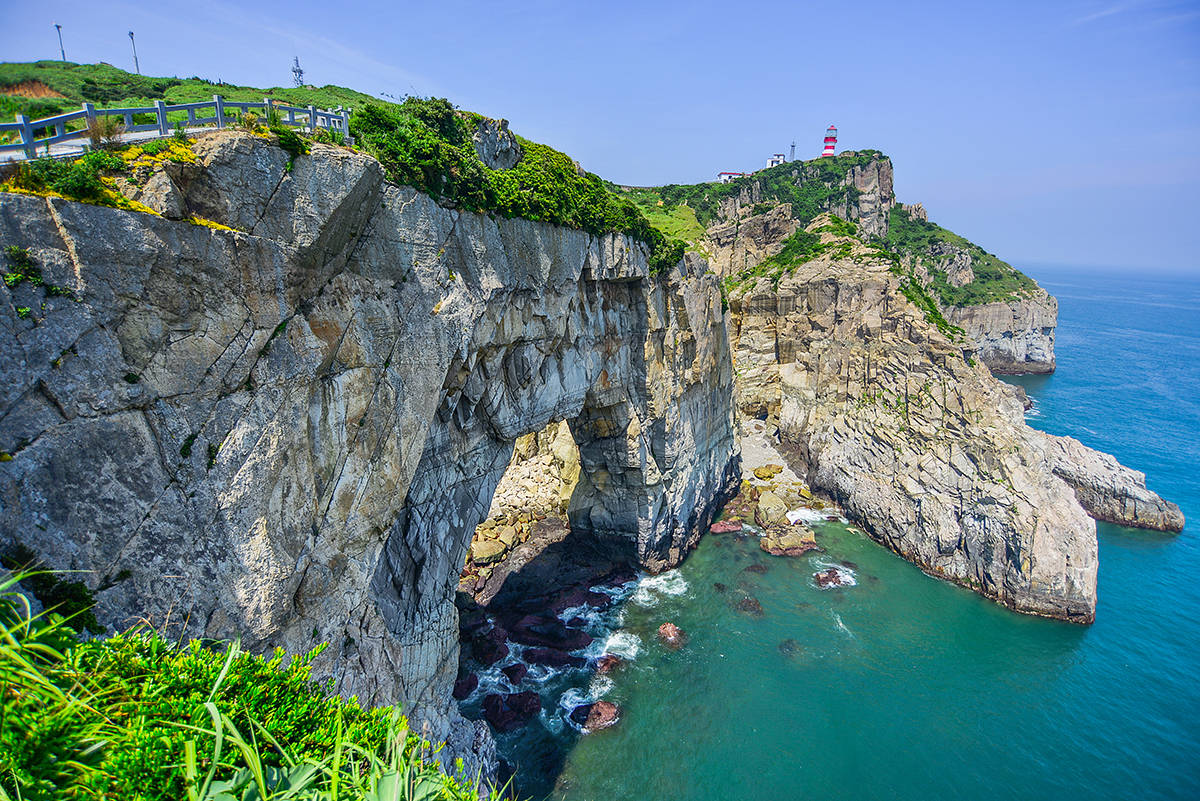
[0,569,505,801]
[0,61,374,137]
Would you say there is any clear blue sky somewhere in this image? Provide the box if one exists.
[3,0,1198,272]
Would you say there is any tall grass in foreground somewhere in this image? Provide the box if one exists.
[0,571,507,800]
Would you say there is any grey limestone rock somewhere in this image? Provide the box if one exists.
[0,131,739,776]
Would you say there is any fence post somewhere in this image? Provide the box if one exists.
[82,103,96,150]
[264,97,273,125]
[342,108,352,146]
[214,94,225,129]
[17,114,35,159]
[155,99,169,136]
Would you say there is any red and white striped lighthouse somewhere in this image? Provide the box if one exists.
[822,124,837,157]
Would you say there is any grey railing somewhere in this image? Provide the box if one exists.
[0,95,353,159]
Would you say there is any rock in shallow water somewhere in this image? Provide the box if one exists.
[710,520,743,534]
[657,622,687,649]
[500,663,528,684]
[735,596,765,617]
[453,673,478,700]
[482,691,542,732]
[759,526,818,557]
[570,700,621,731]
[595,654,624,674]
[813,568,853,588]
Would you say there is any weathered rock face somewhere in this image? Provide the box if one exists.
[0,131,739,768]
[725,218,1179,622]
[704,203,798,279]
[945,292,1057,374]
[1030,432,1185,531]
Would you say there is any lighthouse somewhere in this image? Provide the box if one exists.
[822,124,837,157]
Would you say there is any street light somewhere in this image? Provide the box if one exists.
[54,23,65,62]
[128,31,140,74]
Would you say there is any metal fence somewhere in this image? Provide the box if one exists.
[0,95,353,159]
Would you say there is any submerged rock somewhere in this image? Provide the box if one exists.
[735,596,765,617]
[482,691,542,732]
[713,582,727,593]
[743,563,769,574]
[570,700,621,731]
[778,638,801,657]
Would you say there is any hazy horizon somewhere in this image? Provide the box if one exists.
[3,0,1198,273]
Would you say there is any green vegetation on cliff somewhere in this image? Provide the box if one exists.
[351,99,684,273]
[1,61,687,275]
[0,571,495,801]
[618,151,883,230]
[883,207,1038,306]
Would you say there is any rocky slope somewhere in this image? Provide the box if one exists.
[632,153,1056,374]
[725,216,1182,622]
[0,131,739,769]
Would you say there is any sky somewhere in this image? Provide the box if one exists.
[2,0,1199,273]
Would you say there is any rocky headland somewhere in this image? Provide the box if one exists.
[0,126,1183,778]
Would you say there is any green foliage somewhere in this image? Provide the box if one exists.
[884,207,1037,306]
[0,544,102,633]
[3,243,78,305]
[0,573,497,801]
[351,99,685,274]
[8,150,124,202]
[270,125,310,160]
[722,229,830,295]
[174,121,189,142]
[138,138,172,156]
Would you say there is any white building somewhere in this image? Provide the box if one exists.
[717,171,746,184]
[766,153,786,168]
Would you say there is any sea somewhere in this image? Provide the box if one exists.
[479,265,1200,801]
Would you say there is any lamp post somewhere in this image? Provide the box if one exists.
[128,31,140,74]
[54,23,65,61]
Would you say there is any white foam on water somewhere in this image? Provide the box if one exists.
[810,556,858,589]
[832,611,855,639]
[630,569,688,607]
[558,603,606,634]
[786,507,829,525]
[602,630,642,661]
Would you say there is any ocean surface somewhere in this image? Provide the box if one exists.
[491,266,1200,800]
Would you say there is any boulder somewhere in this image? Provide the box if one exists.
[523,648,586,668]
[501,662,528,684]
[710,520,742,534]
[570,700,621,731]
[452,673,478,700]
[657,622,687,649]
[754,491,790,527]
[759,525,817,557]
[753,464,784,480]
[814,568,853,588]
[470,539,506,565]
[482,691,541,732]
[508,614,593,651]
[595,654,623,674]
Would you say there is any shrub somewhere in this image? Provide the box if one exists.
[269,124,309,160]
[351,98,686,275]
[238,111,259,132]
[173,120,189,142]
[85,114,125,149]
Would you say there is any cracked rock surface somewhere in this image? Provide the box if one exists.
[0,131,739,774]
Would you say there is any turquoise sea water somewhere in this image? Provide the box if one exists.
[498,267,1200,800]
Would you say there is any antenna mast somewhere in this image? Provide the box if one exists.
[292,57,305,88]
